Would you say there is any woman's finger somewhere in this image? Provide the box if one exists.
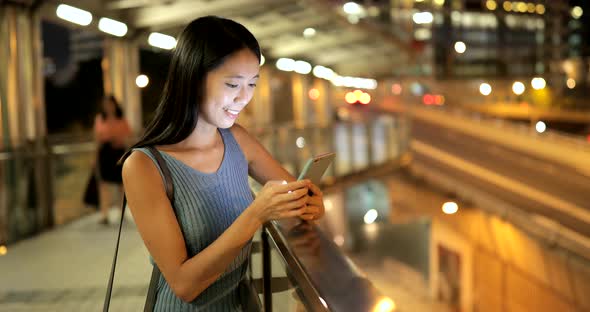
[302,203,324,219]
[307,183,322,196]
[279,196,309,211]
[275,188,308,204]
[276,180,310,193]
[282,206,307,218]
[307,195,323,206]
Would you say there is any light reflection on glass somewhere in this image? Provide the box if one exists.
[373,297,396,312]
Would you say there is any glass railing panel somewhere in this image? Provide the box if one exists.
[247,113,410,183]
[268,243,310,311]
[50,142,95,225]
[332,122,353,176]
[0,152,37,243]
[351,122,370,171]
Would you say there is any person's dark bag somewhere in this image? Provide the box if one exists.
[103,147,172,312]
[83,170,99,209]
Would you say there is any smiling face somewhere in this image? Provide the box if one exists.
[199,48,260,129]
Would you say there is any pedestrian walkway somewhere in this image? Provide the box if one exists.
[0,210,153,311]
[0,209,292,312]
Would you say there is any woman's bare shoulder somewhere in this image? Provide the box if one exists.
[229,124,260,160]
[229,123,257,145]
[122,150,160,184]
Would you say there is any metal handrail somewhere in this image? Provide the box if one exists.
[261,219,389,312]
[262,221,328,311]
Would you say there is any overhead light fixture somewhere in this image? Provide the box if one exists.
[98,17,128,37]
[442,202,459,214]
[148,32,176,50]
[136,74,149,88]
[276,58,295,72]
[294,60,312,74]
[412,12,433,24]
[303,28,316,38]
[56,4,92,26]
[343,2,362,15]
[260,54,265,66]
[313,65,335,80]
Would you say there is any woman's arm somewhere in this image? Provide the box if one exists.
[230,124,295,184]
[230,124,325,220]
[122,151,310,302]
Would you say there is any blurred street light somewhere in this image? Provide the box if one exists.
[296,137,306,148]
[531,77,546,90]
[413,12,434,24]
[486,0,497,11]
[572,6,583,19]
[442,202,459,214]
[535,121,546,133]
[135,75,149,88]
[479,83,492,96]
[567,78,576,89]
[454,41,466,54]
[364,209,378,224]
[373,297,396,312]
[308,88,320,100]
[512,81,525,95]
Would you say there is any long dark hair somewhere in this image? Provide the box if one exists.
[100,95,124,119]
[127,16,260,155]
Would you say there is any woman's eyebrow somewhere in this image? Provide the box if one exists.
[224,74,260,79]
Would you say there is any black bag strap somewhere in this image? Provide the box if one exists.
[147,146,175,203]
[103,146,175,312]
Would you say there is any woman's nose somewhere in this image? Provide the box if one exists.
[235,87,251,104]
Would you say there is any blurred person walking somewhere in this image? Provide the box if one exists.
[94,95,131,225]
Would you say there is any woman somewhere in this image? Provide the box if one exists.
[94,95,131,225]
[122,16,325,310]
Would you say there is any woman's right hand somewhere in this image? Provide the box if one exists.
[249,180,311,224]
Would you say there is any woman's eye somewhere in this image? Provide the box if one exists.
[225,83,238,88]
[249,83,257,88]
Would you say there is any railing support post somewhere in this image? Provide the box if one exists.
[261,224,272,312]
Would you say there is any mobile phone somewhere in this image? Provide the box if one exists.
[297,152,335,186]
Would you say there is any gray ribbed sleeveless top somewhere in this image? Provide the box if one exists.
[134,128,253,311]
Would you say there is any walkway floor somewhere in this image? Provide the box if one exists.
[0,210,151,311]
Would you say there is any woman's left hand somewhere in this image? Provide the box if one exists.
[300,183,325,221]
